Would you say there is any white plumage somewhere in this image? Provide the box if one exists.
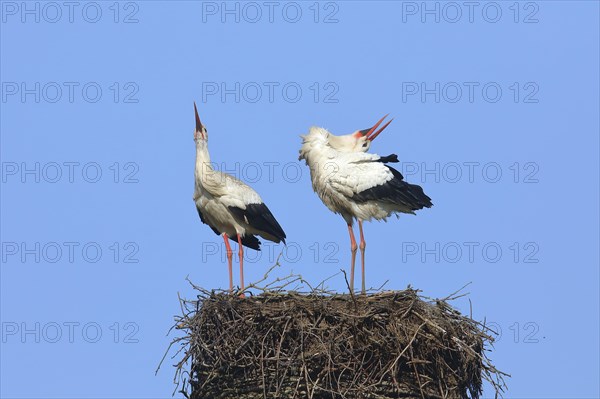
[299,116,432,293]
[193,103,286,294]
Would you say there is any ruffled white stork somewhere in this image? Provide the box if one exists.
[298,116,432,294]
[192,103,286,294]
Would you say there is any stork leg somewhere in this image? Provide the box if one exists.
[222,234,234,293]
[358,220,366,295]
[347,224,358,293]
[237,234,245,297]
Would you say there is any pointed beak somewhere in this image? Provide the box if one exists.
[358,114,394,141]
[194,102,203,133]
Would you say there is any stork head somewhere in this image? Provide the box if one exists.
[193,102,208,145]
[328,114,393,153]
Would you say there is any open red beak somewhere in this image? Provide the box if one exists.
[358,114,393,141]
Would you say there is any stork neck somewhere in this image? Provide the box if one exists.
[195,143,212,177]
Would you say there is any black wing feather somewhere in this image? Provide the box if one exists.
[378,154,399,164]
[354,165,433,210]
[228,203,287,244]
[196,207,262,250]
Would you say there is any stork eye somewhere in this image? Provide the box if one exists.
[362,142,368,147]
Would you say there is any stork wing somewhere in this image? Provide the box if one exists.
[200,170,287,243]
[196,205,262,250]
[228,203,287,244]
[328,152,432,210]
[200,170,262,208]
[196,207,221,236]
[327,152,396,197]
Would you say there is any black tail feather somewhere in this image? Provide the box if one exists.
[233,234,261,251]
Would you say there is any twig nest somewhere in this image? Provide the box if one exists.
[169,288,506,399]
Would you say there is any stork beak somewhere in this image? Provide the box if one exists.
[194,102,203,132]
[194,102,206,140]
[358,114,393,141]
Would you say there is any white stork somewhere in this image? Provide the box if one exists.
[192,103,286,294]
[298,115,432,294]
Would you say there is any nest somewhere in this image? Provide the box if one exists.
[162,273,507,399]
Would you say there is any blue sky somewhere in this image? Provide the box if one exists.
[1,1,599,398]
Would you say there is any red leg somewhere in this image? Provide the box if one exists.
[237,234,245,298]
[222,234,233,293]
[358,220,366,295]
[347,224,358,293]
